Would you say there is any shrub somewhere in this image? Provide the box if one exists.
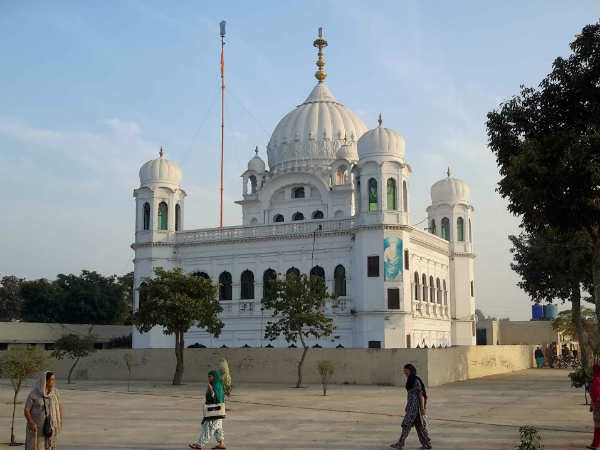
[107,334,132,349]
[317,360,335,396]
[219,359,232,398]
[518,425,543,449]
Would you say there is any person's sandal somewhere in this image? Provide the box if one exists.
[390,444,404,449]
[188,444,202,449]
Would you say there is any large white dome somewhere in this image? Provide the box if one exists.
[267,83,367,172]
[139,150,182,188]
[431,175,470,205]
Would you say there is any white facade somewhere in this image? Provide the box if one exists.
[132,35,476,349]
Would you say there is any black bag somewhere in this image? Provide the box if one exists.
[42,398,52,438]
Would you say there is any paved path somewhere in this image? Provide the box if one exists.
[0,369,591,449]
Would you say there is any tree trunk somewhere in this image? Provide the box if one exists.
[68,357,80,384]
[571,288,589,370]
[173,331,184,385]
[10,383,20,445]
[296,336,308,388]
[592,240,600,338]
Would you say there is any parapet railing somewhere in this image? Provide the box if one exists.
[177,218,355,244]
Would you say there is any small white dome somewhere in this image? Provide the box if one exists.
[335,141,358,162]
[139,149,182,188]
[431,175,470,205]
[357,118,405,160]
[248,147,266,173]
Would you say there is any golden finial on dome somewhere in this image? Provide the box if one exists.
[313,27,328,83]
[447,167,451,177]
[159,146,164,158]
[378,113,383,127]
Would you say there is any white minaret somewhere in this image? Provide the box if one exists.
[426,169,475,345]
[132,147,185,348]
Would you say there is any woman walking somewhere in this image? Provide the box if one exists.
[24,371,63,450]
[189,370,226,450]
[391,364,432,449]
[587,363,600,449]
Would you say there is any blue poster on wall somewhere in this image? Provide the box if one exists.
[384,236,403,281]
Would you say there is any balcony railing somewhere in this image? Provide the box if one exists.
[176,218,355,244]
[218,297,351,317]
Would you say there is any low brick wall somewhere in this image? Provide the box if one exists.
[45,345,534,387]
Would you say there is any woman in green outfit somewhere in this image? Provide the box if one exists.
[189,370,226,450]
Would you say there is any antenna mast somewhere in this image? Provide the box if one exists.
[219,20,226,228]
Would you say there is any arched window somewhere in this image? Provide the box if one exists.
[436,278,442,304]
[286,267,300,279]
[292,187,305,199]
[158,202,168,230]
[292,212,304,221]
[334,210,344,218]
[441,217,450,241]
[457,217,465,241]
[240,270,254,299]
[430,219,436,235]
[443,280,448,305]
[336,166,348,184]
[402,181,408,211]
[249,175,257,194]
[175,204,181,231]
[273,214,284,223]
[312,210,324,219]
[263,269,277,298]
[334,265,346,297]
[218,272,232,301]
[250,217,258,224]
[430,276,435,302]
[143,203,150,230]
[192,271,209,279]
[414,272,420,300]
[422,274,428,301]
[368,178,378,211]
[469,218,472,242]
[310,266,325,282]
[137,282,148,310]
[386,178,397,210]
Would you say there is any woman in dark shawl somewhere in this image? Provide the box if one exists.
[190,370,226,449]
[588,363,600,449]
[391,364,432,449]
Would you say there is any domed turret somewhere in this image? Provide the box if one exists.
[431,169,470,205]
[248,146,266,173]
[139,147,182,189]
[357,115,405,161]
[335,139,358,162]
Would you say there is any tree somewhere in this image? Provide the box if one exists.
[118,272,134,325]
[0,276,24,322]
[219,359,232,398]
[133,268,223,385]
[0,346,49,445]
[509,230,593,368]
[52,333,96,384]
[487,22,600,335]
[262,273,336,388]
[317,360,334,396]
[54,271,128,324]
[21,278,58,323]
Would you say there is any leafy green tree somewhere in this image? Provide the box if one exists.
[262,273,336,388]
[509,230,593,368]
[118,272,134,325]
[54,270,128,324]
[0,346,49,445]
[317,360,335,396]
[133,268,223,385]
[0,275,24,321]
[21,278,59,323]
[52,333,96,384]
[487,21,600,334]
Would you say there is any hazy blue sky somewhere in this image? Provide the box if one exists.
[1,1,599,319]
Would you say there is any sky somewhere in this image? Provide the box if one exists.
[1,1,599,320]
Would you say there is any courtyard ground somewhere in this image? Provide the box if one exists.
[0,369,591,450]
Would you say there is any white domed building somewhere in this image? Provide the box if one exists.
[132,31,476,349]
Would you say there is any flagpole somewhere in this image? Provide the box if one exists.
[219,20,226,228]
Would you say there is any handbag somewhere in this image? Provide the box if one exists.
[203,402,226,419]
[42,397,53,438]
